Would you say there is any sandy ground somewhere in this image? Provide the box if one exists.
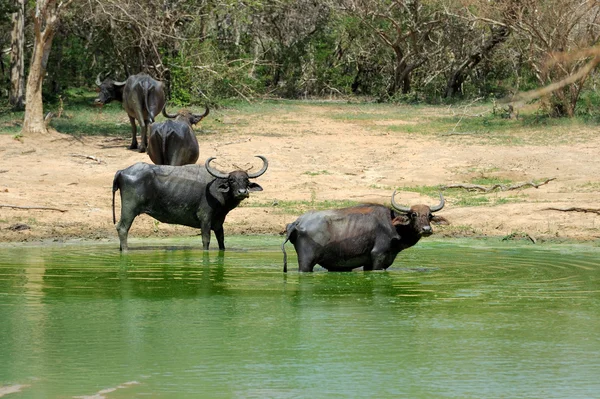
[1,103,600,246]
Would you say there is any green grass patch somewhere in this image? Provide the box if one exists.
[303,170,331,176]
[394,185,444,197]
[0,106,24,135]
[218,98,303,115]
[469,176,513,185]
[329,103,426,123]
[242,199,360,215]
[396,184,525,208]
[454,196,490,207]
[5,95,600,146]
[369,183,395,191]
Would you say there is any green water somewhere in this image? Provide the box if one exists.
[1,236,599,398]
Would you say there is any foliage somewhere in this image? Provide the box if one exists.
[2,0,600,118]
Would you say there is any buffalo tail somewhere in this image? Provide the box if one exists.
[281,221,298,273]
[143,83,156,123]
[112,171,121,224]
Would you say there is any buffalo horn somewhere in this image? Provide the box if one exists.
[390,190,411,213]
[95,73,103,86]
[205,157,230,179]
[247,155,269,179]
[199,105,210,118]
[190,105,209,122]
[430,193,445,212]
[162,104,178,119]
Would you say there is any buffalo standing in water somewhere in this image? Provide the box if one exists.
[112,156,268,251]
[95,72,167,152]
[282,192,447,272]
[147,106,209,166]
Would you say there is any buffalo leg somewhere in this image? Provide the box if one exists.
[294,241,318,272]
[116,215,136,252]
[370,255,388,271]
[214,226,225,251]
[200,223,212,251]
[139,121,148,153]
[128,116,138,150]
[370,247,393,271]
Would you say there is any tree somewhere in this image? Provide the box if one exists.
[504,0,600,116]
[340,0,445,96]
[9,0,25,110]
[23,0,74,135]
[443,22,509,98]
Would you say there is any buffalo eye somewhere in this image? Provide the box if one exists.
[428,213,434,220]
[410,212,417,219]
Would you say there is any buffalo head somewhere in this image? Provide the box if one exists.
[205,155,268,200]
[390,191,448,237]
[94,73,126,105]
[163,105,210,126]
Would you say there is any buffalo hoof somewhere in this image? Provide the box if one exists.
[128,144,138,150]
[138,147,146,153]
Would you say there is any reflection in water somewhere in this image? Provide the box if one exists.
[0,238,599,398]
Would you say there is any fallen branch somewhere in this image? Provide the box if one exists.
[70,154,105,164]
[442,131,487,136]
[0,204,67,212]
[502,232,537,244]
[441,178,556,192]
[215,138,252,147]
[544,207,600,215]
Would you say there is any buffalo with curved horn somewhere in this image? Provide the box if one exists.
[147,105,210,166]
[281,191,448,272]
[390,190,445,241]
[95,72,168,153]
[112,156,268,251]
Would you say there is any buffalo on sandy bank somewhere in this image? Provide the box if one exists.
[95,72,167,153]
[147,106,209,166]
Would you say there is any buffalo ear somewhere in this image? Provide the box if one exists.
[217,182,230,193]
[392,215,410,226]
[432,215,449,225]
[247,182,263,192]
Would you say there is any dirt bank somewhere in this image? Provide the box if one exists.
[1,103,599,245]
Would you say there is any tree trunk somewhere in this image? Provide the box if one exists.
[22,0,69,135]
[444,26,510,98]
[9,0,25,110]
[388,46,410,96]
[23,32,56,135]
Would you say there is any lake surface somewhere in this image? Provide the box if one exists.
[1,236,599,398]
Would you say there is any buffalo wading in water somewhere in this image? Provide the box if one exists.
[281,191,448,272]
[94,72,168,153]
[112,155,268,251]
[146,106,210,166]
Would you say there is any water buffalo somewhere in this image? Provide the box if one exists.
[146,106,209,166]
[281,192,447,272]
[112,155,268,251]
[95,72,167,153]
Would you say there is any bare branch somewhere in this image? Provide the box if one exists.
[503,55,600,105]
[544,207,600,215]
[0,204,67,212]
[70,154,105,163]
[441,178,556,192]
